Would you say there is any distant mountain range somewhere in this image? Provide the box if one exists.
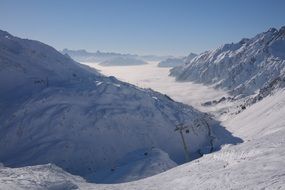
[62,49,173,65]
[100,56,147,66]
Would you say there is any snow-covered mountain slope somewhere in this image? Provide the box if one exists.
[85,148,177,184]
[158,53,197,68]
[171,26,285,98]
[158,57,185,67]
[1,89,284,189]
[99,56,147,66]
[0,30,235,183]
[185,53,198,62]
[0,164,85,190]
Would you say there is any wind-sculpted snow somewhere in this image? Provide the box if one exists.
[171,26,285,98]
[0,30,239,183]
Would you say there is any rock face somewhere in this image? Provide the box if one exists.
[171,26,285,98]
[0,30,220,182]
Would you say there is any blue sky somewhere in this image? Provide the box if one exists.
[0,0,285,56]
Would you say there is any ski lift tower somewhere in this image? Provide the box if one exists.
[175,124,190,162]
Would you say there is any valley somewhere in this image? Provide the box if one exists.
[83,62,228,114]
[0,22,284,189]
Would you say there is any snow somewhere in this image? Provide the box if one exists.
[82,62,228,114]
[1,90,284,190]
[158,58,185,67]
[80,55,284,189]
[269,39,285,59]
[99,56,147,66]
[93,90,285,190]
[0,164,85,190]
[85,148,177,184]
[0,30,228,184]
[223,89,285,140]
[171,26,285,98]
[0,26,284,189]
[61,49,171,63]
[158,53,197,68]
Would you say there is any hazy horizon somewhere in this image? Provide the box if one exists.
[1,0,285,56]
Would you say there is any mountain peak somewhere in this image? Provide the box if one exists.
[239,38,250,45]
[279,26,285,36]
[0,30,12,38]
[171,26,285,98]
[267,27,278,33]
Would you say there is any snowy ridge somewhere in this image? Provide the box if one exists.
[61,49,138,63]
[0,30,231,183]
[62,49,172,64]
[171,26,285,98]
[1,89,284,189]
[158,57,185,67]
[158,53,196,68]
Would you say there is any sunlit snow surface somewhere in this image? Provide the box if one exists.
[1,30,228,185]
[1,61,284,189]
[94,90,285,190]
[83,62,284,189]
[82,62,228,113]
[83,62,240,121]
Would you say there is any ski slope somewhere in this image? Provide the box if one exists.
[0,30,231,184]
[0,27,284,189]
[1,89,284,190]
[95,89,285,190]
